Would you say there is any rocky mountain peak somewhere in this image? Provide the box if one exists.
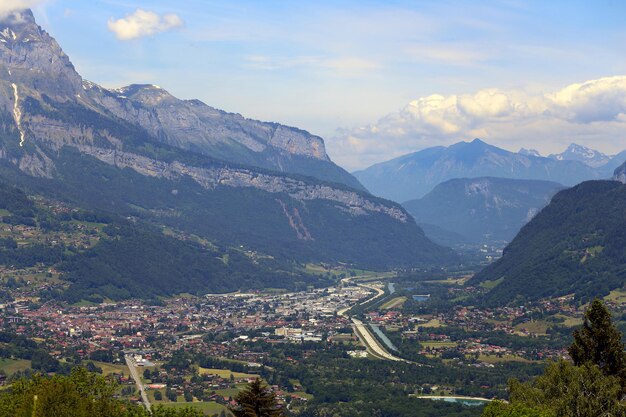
[549,143,611,168]
[0,9,83,96]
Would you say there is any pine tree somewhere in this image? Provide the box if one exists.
[228,378,285,417]
[482,300,626,417]
[568,299,626,391]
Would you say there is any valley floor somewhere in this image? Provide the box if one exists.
[1,266,620,416]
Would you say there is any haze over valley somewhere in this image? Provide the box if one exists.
[0,2,625,417]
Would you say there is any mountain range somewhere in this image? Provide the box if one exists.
[470,179,626,305]
[0,10,363,191]
[547,143,612,168]
[354,139,625,202]
[0,8,455,298]
[403,177,564,246]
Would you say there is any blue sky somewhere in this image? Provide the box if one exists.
[18,0,626,168]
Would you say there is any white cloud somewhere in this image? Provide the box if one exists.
[108,9,184,41]
[0,0,44,18]
[329,76,626,170]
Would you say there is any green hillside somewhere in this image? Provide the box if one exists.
[0,181,328,302]
[471,180,626,304]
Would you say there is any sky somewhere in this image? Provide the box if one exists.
[7,0,626,170]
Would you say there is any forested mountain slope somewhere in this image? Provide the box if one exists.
[0,9,455,272]
[471,180,626,304]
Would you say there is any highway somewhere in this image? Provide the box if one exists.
[125,355,151,411]
[351,317,406,362]
[339,277,414,363]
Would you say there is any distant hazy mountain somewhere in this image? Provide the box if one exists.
[548,143,611,168]
[353,139,600,202]
[601,151,626,176]
[519,148,541,157]
[0,8,455,288]
[470,180,626,305]
[403,177,564,246]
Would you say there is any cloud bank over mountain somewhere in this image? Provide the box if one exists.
[331,76,626,170]
[0,0,44,18]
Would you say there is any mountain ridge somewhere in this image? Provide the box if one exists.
[402,177,564,246]
[353,139,602,202]
[548,143,611,168]
[470,180,626,305]
[0,8,454,272]
[0,9,364,190]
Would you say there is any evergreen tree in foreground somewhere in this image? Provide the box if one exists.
[228,378,285,417]
[483,300,626,417]
[569,298,626,392]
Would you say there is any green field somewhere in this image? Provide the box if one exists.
[0,359,31,375]
[420,341,457,349]
[479,277,504,290]
[91,361,128,376]
[425,275,472,285]
[476,354,533,364]
[198,367,259,380]
[159,401,231,416]
[380,296,407,310]
[513,320,550,335]
[417,319,445,328]
[215,383,249,398]
[552,314,583,327]
[605,289,626,304]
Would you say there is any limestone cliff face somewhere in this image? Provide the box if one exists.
[0,9,400,225]
[74,145,408,222]
[85,83,329,163]
[614,161,626,184]
[0,9,363,191]
[0,89,400,222]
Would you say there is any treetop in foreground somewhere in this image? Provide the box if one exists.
[569,298,626,391]
[229,378,285,417]
[0,367,203,417]
[483,300,626,417]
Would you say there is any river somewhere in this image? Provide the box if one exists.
[369,323,399,352]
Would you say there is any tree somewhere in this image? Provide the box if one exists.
[228,378,285,417]
[154,391,163,401]
[483,361,626,417]
[184,391,193,402]
[166,388,178,402]
[568,299,626,391]
[151,405,204,417]
[482,401,553,417]
[0,367,150,417]
[483,300,626,417]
